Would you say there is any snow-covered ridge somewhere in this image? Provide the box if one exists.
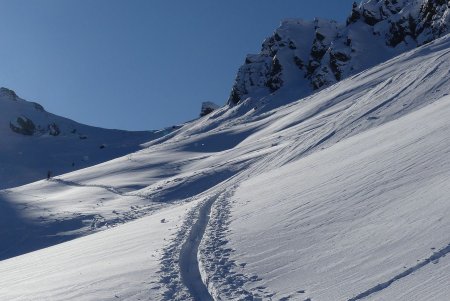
[228,0,450,107]
[0,87,20,102]
[0,88,175,189]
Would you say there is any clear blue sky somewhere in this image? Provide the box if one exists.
[0,0,357,130]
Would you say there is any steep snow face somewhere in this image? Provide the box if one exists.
[227,98,450,301]
[0,88,173,189]
[228,0,450,109]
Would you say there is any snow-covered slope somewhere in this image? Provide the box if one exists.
[227,0,450,113]
[2,25,450,300]
[0,201,194,301]
[0,88,173,189]
[226,98,450,301]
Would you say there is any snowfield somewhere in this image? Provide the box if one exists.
[0,201,195,301]
[2,14,450,301]
[227,98,450,300]
[0,87,173,190]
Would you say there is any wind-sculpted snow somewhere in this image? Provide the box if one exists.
[227,98,450,300]
[3,26,450,301]
[348,242,450,301]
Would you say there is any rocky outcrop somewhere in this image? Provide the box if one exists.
[10,116,36,136]
[0,87,19,101]
[200,102,220,117]
[227,0,450,107]
[3,88,61,136]
[48,122,61,136]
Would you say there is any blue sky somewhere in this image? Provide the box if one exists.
[0,0,357,130]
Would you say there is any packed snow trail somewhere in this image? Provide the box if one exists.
[179,197,215,301]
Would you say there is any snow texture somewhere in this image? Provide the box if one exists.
[2,2,450,300]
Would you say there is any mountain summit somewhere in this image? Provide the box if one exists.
[228,0,450,107]
[0,87,19,102]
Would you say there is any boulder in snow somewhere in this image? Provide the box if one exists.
[200,102,220,117]
[10,116,36,136]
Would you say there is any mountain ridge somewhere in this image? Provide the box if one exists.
[0,88,175,189]
[228,0,450,108]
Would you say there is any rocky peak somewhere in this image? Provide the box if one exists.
[416,0,450,43]
[227,0,450,107]
[352,0,450,46]
[357,0,406,26]
[0,87,19,101]
[228,19,320,105]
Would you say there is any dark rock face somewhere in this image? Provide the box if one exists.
[48,123,61,136]
[227,19,338,105]
[347,2,362,25]
[266,56,283,92]
[200,102,220,117]
[383,0,450,46]
[415,0,450,42]
[228,53,273,105]
[10,116,36,136]
[229,87,241,105]
[9,116,61,137]
[227,0,450,107]
[330,51,350,81]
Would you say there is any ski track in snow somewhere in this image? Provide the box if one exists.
[158,194,224,301]
[159,187,272,300]
[158,199,209,301]
[200,189,275,301]
[179,197,215,301]
[348,241,450,301]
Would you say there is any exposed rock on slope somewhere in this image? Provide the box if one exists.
[228,0,450,106]
[0,88,174,189]
[200,102,220,117]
